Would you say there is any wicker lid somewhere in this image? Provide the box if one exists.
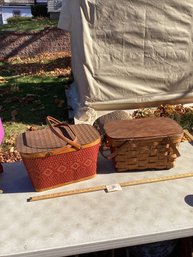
[104,117,183,139]
[16,124,100,154]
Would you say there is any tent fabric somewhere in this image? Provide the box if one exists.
[58,0,193,116]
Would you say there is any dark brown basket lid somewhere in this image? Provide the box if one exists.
[104,117,183,139]
[16,124,100,154]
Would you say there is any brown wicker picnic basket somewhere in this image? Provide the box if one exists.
[16,116,101,191]
[104,117,183,171]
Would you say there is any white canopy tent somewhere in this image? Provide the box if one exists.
[58,0,193,123]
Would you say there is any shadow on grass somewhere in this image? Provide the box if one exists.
[0,56,71,77]
[0,79,70,125]
[0,28,69,60]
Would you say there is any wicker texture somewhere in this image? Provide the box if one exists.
[22,145,99,191]
[16,117,101,191]
[17,123,100,155]
[104,117,183,171]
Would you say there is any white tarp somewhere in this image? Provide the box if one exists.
[58,0,193,119]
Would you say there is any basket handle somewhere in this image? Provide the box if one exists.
[101,137,180,160]
[167,137,181,157]
[100,141,130,160]
[183,129,193,141]
[46,116,82,150]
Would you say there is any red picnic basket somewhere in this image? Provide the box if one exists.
[16,116,101,191]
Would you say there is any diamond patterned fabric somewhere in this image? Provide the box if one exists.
[22,144,100,191]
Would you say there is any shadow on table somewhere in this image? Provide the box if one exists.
[184,195,193,207]
[0,161,35,193]
[97,153,115,174]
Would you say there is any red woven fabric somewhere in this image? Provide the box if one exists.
[22,144,99,191]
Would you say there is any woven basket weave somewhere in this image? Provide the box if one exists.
[16,116,101,191]
[104,117,183,171]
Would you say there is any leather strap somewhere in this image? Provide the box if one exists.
[46,116,82,150]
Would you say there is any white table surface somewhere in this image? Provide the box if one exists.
[1,141,193,257]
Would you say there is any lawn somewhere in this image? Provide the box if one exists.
[1,49,193,163]
[0,17,72,162]
[0,51,72,162]
[1,18,193,164]
[0,17,58,32]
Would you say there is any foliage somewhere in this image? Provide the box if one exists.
[7,16,32,24]
[179,112,193,130]
[132,104,193,131]
[0,17,57,32]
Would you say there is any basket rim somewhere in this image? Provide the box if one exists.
[19,139,101,159]
[104,117,184,139]
[108,133,183,141]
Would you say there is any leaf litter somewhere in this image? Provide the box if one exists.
[0,51,71,163]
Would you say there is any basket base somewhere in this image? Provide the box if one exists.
[34,174,96,192]
[115,163,175,172]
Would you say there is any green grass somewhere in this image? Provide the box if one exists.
[0,51,72,156]
[1,122,33,151]
[0,74,71,153]
[0,18,71,159]
[0,75,70,124]
[0,17,58,32]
